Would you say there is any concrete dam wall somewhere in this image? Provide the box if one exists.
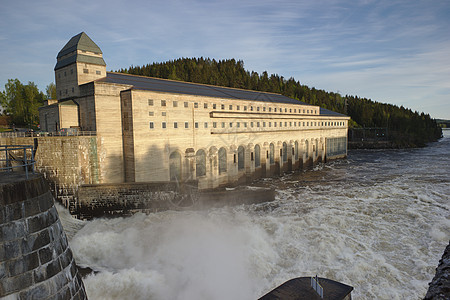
[0,173,87,299]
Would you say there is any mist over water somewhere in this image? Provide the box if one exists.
[58,131,450,300]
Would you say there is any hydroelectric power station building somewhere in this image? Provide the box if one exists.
[39,32,349,190]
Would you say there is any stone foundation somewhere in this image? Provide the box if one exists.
[0,174,87,299]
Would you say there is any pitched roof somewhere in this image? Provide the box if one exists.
[57,32,103,58]
[98,72,314,106]
[54,54,106,71]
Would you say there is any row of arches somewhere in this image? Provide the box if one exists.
[168,138,326,184]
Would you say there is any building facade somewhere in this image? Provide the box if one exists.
[39,32,349,190]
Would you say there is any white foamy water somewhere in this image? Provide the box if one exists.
[58,131,450,299]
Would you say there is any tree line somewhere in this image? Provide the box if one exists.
[118,57,442,147]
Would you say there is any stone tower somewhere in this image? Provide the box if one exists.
[54,32,106,100]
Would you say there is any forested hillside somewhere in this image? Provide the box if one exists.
[117,57,442,147]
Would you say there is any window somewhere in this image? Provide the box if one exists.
[280,122,282,127]
[263,107,266,112]
[229,105,232,110]
[238,146,245,170]
[96,70,101,75]
[257,122,260,127]
[269,143,275,164]
[196,150,206,177]
[213,104,217,109]
[237,105,240,110]
[274,122,277,127]
[83,69,89,74]
[149,112,154,116]
[269,122,271,127]
[148,99,154,106]
[283,142,288,162]
[213,122,217,128]
[289,109,292,113]
[204,103,208,109]
[162,122,166,129]
[169,152,182,181]
[173,101,178,107]
[194,103,198,108]
[161,100,166,107]
[195,122,199,128]
[149,122,154,129]
[275,108,277,112]
[72,87,74,93]
[244,122,247,127]
[237,122,240,128]
[263,122,266,127]
[289,122,292,127]
[285,108,287,112]
[285,122,287,127]
[184,102,188,108]
[222,122,225,128]
[162,112,166,116]
[229,122,233,128]
[251,122,254,127]
[185,122,189,128]
[254,145,261,167]
[244,106,247,111]
[269,107,272,112]
[174,122,178,128]
[204,122,208,128]
[218,147,227,174]
[257,107,260,112]
[221,104,225,110]
[250,106,254,111]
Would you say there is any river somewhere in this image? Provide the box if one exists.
[57,130,450,299]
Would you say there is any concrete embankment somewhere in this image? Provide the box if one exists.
[77,181,275,219]
[0,173,87,299]
[424,241,450,300]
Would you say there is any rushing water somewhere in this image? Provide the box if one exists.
[57,131,450,300]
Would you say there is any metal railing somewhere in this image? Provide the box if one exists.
[0,145,35,178]
[0,131,97,138]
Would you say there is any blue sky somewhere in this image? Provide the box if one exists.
[1,0,449,119]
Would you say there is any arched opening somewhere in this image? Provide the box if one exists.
[254,144,261,167]
[218,147,227,174]
[295,141,299,160]
[169,151,182,181]
[283,142,288,162]
[305,140,309,159]
[269,143,275,164]
[196,149,206,177]
[238,146,245,170]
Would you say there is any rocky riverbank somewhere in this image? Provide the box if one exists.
[424,241,450,299]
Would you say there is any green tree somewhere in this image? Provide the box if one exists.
[45,82,57,99]
[0,79,45,127]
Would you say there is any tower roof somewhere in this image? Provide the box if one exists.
[57,32,103,58]
[55,32,106,70]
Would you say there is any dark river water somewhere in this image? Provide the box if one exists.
[58,130,450,299]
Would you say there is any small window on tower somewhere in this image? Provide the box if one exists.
[96,71,101,75]
[83,69,89,74]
